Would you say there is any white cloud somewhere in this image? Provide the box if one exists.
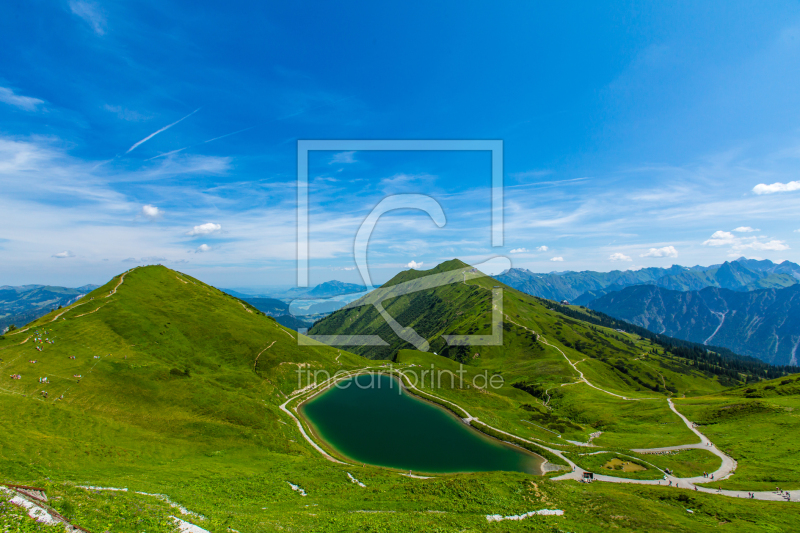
[752,180,800,195]
[702,231,789,255]
[195,244,211,253]
[69,0,107,35]
[741,240,789,252]
[0,87,44,111]
[536,245,549,252]
[330,151,356,164]
[609,252,632,262]
[795,229,800,233]
[550,256,564,262]
[52,251,75,259]
[509,248,528,254]
[121,257,139,263]
[141,205,162,219]
[641,246,679,258]
[407,260,423,269]
[186,222,221,236]
[733,226,759,233]
[703,231,736,247]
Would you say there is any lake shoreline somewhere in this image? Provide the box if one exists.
[294,370,549,476]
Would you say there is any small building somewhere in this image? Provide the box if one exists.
[583,472,594,481]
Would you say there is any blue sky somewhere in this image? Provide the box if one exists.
[1,1,800,288]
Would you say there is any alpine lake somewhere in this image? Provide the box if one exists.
[299,373,545,475]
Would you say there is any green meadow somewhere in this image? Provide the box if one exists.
[1,263,799,531]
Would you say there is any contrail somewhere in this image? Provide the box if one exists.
[144,147,187,161]
[126,107,200,154]
[204,126,255,144]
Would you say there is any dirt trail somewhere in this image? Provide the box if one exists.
[504,314,655,401]
[280,365,795,503]
[106,271,130,298]
[254,341,276,370]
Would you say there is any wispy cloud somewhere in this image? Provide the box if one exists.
[0,87,44,111]
[195,244,211,253]
[509,248,528,254]
[104,104,150,122]
[68,0,107,35]
[330,151,356,164]
[379,173,435,192]
[509,169,553,180]
[536,245,549,252]
[186,222,221,236]
[126,108,200,154]
[609,252,632,261]
[52,251,75,259]
[550,256,564,262]
[752,180,800,195]
[733,226,759,233]
[641,246,678,258]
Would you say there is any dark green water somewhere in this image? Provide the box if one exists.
[300,373,543,474]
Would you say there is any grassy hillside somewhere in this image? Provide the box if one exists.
[2,264,799,531]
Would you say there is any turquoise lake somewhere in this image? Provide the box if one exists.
[300,373,544,475]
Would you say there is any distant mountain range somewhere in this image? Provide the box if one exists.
[586,284,800,366]
[0,284,99,333]
[496,258,800,304]
[494,257,800,366]
[223,280,367,301]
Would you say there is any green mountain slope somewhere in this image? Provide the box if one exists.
[2,263,799,532]
[310,259,746,442]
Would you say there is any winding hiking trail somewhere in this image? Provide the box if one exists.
[282,365,796,503]
[106,270,130,298]
[253,341,276,370]
[504,314,656,401]
[7,270,133,335]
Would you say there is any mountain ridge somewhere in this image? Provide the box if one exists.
[496,258,800,304]
[586,283,800,366]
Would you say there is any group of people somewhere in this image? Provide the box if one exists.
[38,377,48,384]
[702,471,714,480]
[640,450,677,456]
[9,374,21,380]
